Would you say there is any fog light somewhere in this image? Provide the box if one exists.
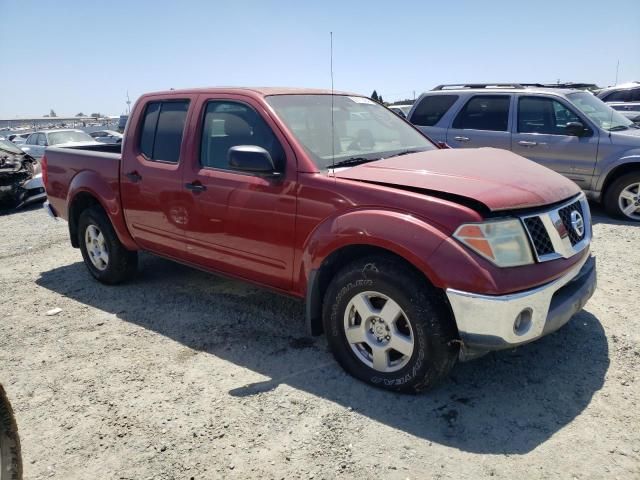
[513,308,533,336]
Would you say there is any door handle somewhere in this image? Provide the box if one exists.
[185,181,207,192]
[125,171,142,182]
[518,140,538,147]
[454,136,470,142]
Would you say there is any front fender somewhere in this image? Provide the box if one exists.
[595,148,640,192]
[299,209,451,290]
[68,170,137,250]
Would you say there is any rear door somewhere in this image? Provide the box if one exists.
[180,94,297,291]
[120,96,195,259]
[512,95,598,185]
[446,94,512,149]
[409,94,459,143]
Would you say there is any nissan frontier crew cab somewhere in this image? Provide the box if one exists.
[42,88,597,393]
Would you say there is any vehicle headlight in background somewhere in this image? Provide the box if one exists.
[453,219,534,267]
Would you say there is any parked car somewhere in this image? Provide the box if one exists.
[388,104,413,119]
[596,81,640,123]
[0,139,46,209]
[89,130,123,144]
[7,133,30,146]
[0,384,22,480]
[43,87,596,393]
[20,129,100,160]
[408,83,640,221]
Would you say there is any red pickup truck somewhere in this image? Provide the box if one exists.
[43,87,596,392]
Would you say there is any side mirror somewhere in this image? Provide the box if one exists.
[565,121,587,137]
[437,141,451,149]
[228,145,278,175]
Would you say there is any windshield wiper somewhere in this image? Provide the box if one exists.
[331,157,378,168]
[608,125,630,131]
[385,149,421,158]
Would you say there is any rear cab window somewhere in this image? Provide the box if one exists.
[410,95,458,126]
[452,95,510,131]
[139,100,190,163]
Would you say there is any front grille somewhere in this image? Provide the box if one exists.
[523,217,554,256]
[520,194,590,262]
[558,201,585,245]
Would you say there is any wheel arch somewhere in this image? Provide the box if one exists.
[305,243,443,337]
[67,171,137,250]
[598,156,640,198]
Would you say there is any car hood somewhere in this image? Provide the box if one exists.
[333,147,580,211]
[611,126,640,141]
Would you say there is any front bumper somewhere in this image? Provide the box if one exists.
[446,254,596,359]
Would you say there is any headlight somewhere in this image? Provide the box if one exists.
[453,219,534,267]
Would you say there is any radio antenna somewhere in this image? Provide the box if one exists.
[330,31,335,172]
[608,60,620,137]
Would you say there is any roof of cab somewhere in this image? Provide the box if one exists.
[141,87,358,97]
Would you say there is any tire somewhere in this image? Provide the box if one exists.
[78,205,137,284]
[0,385,22,480]
[603,172,640,221]
[323,255,459,393]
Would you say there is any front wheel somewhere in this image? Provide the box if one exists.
[604,172,640,221]
[323,256,459,393]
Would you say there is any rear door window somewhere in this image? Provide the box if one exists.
[138,100,189,163]
[410,95,458,126]
[603,90,630,102]
[452,95,510,131]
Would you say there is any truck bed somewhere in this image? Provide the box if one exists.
[44,144,122,223]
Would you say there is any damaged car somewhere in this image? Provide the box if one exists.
[0,139,46,210]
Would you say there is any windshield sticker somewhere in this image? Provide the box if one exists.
[348,96,376,105]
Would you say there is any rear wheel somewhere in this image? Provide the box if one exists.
[78,206,137,284]
[604,172,640,221]
[323,256,459,393]
[0,385,21,480]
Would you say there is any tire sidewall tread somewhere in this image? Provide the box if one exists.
[78,206,137,285]
[604,171,640,221]
[323,256,458,393]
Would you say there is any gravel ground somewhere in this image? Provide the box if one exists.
[0,203,638,479]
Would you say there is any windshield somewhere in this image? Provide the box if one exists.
[567,92,634,131]
[266,95,435,170]
[48,131,94,145]
[0,139,25,154]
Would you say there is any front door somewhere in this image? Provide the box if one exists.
[446,94,512,150]
[512,95,598,188]
[120,97,194,259]
[181,96,297,291]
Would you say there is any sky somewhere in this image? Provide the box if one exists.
[0,0,638,117]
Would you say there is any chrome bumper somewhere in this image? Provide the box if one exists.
[446,254,596,359]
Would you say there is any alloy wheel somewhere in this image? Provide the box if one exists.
[343,291,415,373]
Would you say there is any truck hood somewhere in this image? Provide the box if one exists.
[334,147,580,211]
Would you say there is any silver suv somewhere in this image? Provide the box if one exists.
[596,81,640,123]
[408,83,640,221]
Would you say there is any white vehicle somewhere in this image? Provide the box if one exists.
[20,129,101,160]
[388,104,413,119]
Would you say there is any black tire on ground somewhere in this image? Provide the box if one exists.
[322,255,459,393]
[603,171,640,221]
[0,385,22,480]
[77,205,138,284]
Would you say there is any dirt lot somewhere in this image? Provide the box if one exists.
[0,203,638,480]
